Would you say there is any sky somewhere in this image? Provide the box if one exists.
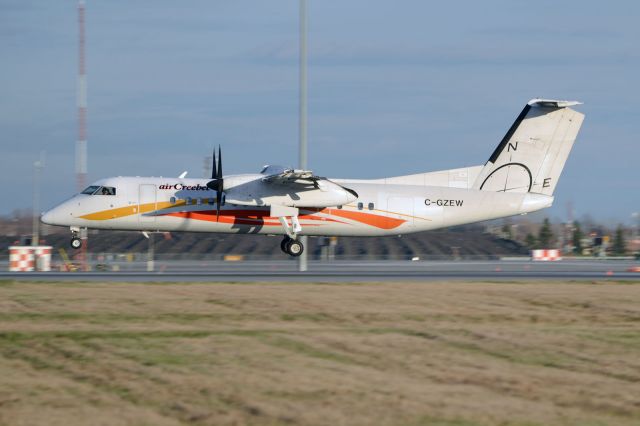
[1,0,639,224]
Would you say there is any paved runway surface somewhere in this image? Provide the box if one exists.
[2,259,639,281]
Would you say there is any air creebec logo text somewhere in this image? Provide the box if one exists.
[158,183,210,191]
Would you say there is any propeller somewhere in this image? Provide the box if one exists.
[206,146,224,221]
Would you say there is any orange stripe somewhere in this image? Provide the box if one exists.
[80,203,406,230]
[310,208,406,230]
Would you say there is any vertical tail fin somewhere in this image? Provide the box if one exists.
[473,99,584,195]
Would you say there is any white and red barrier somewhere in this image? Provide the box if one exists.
[531,249,562,261]
[9,246,34,271]
[9,246,52,272]
[33,246,52,271]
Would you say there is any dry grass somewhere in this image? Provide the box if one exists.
[1,280,640,426]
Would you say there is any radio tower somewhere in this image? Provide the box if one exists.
[76,0,88,269]
[76,0,87,192]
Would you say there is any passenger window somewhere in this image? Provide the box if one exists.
[197,198,202,205]
[208,198,214,205]
[170,197,176,204]
[337,205,342,209]
[186,197,192,204]
[357,202,363,210]
[368,202,374,210]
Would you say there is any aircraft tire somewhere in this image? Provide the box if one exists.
[70,237,82,250]
[286,239,304,257]
[280,236,291,253]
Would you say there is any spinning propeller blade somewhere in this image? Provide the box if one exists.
[211,148,216,180]
[206,146,225,221]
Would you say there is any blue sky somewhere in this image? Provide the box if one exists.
[1,0,639,223]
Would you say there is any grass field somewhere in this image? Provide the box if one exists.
[1,280,640,426]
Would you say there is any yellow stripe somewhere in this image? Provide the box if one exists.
[341,204,431,222]
[79,200,185,221]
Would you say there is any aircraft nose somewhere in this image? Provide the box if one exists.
[41,208,59,225]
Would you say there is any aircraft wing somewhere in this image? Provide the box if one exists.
[261,168,359,200]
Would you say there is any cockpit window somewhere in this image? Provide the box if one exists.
[81,186,116,196]
[99,186,116,196]
[81,185,100,195]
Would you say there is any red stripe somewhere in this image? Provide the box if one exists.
[161,207,405,230]
[164,210,325,227]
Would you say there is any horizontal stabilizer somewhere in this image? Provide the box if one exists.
[527,98,582,108]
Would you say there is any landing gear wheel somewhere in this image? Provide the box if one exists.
[70,237,82,250]
[280,236,291,254]
[286,239,304,257]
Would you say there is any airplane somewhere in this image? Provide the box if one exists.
[41,98,584,257]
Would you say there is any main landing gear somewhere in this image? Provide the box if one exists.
[272,205,305,257]
[271,205,305,257]
[280,236,304,257]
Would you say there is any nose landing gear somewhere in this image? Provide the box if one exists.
[70,237,82,249]
[69,227,83,250]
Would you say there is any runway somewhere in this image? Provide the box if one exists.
[2,259,639,281]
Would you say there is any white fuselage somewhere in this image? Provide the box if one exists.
[42,99,585,243]
[42,173,553,237]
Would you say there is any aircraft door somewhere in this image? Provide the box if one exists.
[138,184,157,223]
